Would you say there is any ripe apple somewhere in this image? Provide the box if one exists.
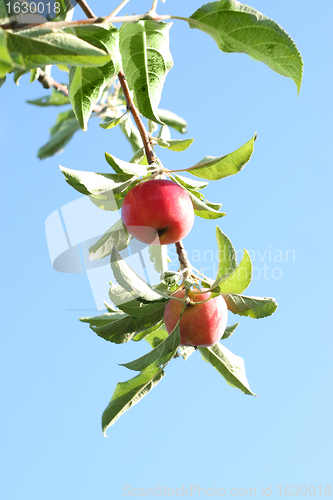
[121,179,194,245]
[164,289,228,347]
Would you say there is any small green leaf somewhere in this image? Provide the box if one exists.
[38,109,80,159]
[222,323,239,340]
[223,293,278,319]
[89,219,131,260]
[119,20,173,124]
[216,226,237,280]
[120,324,180,372]
[198,342,256,396]
[60,165,134,196]
[157,108,187,133]
[102,367,164,435]
[80,311,127,326]
[144,328,169,348]
[0,75,5,88]
[105,152,147,176]
[174,175,208,190]
[189,0,303,93]
[148,244,169,275]
[120,116,143,152]
[99,113,125,130]
[179,345,196,361]
[109,285,167,318]
[0,29,15,77]
[218,249,252,294]
[187,189,226,219]
[187,134,256,180]
[167,138,194,152]
[27,88,70,106]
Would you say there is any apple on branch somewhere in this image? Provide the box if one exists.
[164,289,228,347]
[121,179,195,245]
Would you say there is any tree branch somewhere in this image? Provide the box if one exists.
[38,69,68,96]
[76,0,96,18]
[175,241,192,276]
[118,71,156,165]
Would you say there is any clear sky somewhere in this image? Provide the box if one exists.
[1,0,332,498]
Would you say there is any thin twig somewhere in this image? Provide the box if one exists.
[76,0,96,18]
[38,70,68,96]
[175,241,192,275]
[105,0,132,21]
[118,71,156,165]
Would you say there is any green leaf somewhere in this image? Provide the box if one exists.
[218,249,252,294]
[80,311,127,326]
[198,342,256,396]
[174,174,208,190]
[189,0,303,93]
[222,322,239,340]
[38,109,80,159]
[60,165,134,196]
[223,293,278,319]
[91,307,165,343]
[187,188,226,219]
[132,320,165,342]
[120,116,143,152]
[187,134,256,180]
[102,367,164,435]
[105,152,147,176]
[0,29,15,77]
[144,328,168,348]
[89,219,131,260]
[69,25,121,131]
[111,247,165,303]
[119,20,173,123]
[166,138,194,152]
[99,113,126,130]
[109,284,167,318]
[179,345,196,361]
[0,75,5,88]
[157,108,187,133]
[13,69,29,84]
[216,226,237,277]
[27,88,70,106]
[148,244,169,275]
[6,28,111,69]
[120,324,180,372]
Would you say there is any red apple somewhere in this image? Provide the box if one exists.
[121,179,194,245]
[164,289,228,347]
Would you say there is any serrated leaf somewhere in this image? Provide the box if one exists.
[189,0,303,93]
[217,249,252,294]
[199,342,256,396]
[38,109,80,159]
[174,174,208,190]
[120,116,143,152]
[166,138,194,152]
[216,226,237,280]
[148,244,169,275]
[119,20,173,123]
[0,29,15,77]
[80,311,127,326]
[111,247,165,303]
[105,152,147,176]
[109,284,167,318]
[222,322,239,340]
[157,108,187,133]
[223,293,277,319]
[89,219,131,260]
[144,328,169,348]
[60,165,134,196]
[102,367,164,435]
[27,88,70,106]
[6,28,112,69]
[187,134,256,180]
[92,307,165,343]
[69,24,121,130]
[120,324,180,372]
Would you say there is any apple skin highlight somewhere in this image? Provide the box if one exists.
[164,289,228,347]
[121,179,195,245]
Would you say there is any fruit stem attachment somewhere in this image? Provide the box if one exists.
[118,71,157,166]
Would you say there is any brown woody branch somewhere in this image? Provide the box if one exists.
[176,241,192,275]
[38,70,69,96]
[76,0,96,18]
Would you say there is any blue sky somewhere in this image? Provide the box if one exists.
[1,0,332,498]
